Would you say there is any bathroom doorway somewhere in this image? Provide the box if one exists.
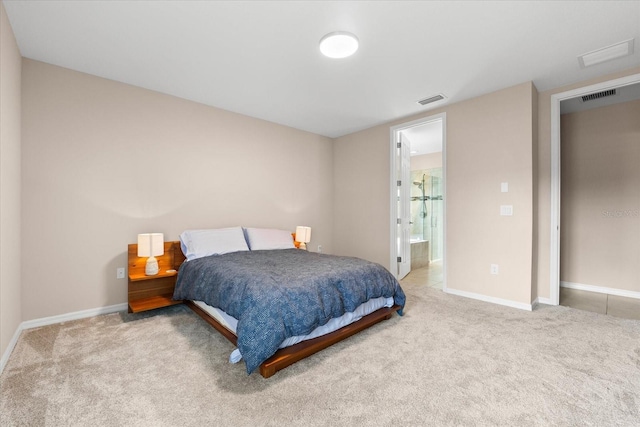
[390,113,446,289]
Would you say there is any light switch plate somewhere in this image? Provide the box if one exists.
[500,205,513,216]
[501,182,509,193]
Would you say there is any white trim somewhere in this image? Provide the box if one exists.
[537,297,554,305]
[549,72,640,307]
[0,303,128,375]
[549,95,561,306]
[441,119,448,292]
[389,125,397,277]
[445,287,534,311]
[389,113,447,287]
[530,297,555,309]
[560,281,640,300]
[531,297,539,309]
[0,324,24,374]
[21,303,128,330]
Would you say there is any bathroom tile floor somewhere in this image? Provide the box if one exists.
[401,260,443,289]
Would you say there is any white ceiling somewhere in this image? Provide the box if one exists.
[4,1,640,138]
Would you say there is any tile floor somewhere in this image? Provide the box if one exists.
[401,260,443,289]
[402,264,640,321]
[560,287,640,320]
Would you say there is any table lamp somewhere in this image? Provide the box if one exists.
[137,233,164,275]
[295,226,311,250]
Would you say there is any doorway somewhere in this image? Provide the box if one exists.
[549,73,640,306]
[390,113,446,288]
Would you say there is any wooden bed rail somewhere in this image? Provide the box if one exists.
[188,300,402,378]
[258,304,402,378]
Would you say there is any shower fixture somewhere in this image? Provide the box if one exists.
[412,174,428,218]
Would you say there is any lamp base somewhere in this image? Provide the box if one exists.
[299,242,307,251]
[145,256,159,275]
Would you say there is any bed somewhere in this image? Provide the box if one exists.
[150,227,405,377]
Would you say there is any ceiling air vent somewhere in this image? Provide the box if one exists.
[580,89,617,103]
[417,94,446,106]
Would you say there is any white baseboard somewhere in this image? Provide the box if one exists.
[444,288,533,311]
[536,297,554,305]
[560,281,640,300]
[530,297,555,309]
[0,324,24,375]
[20,303,128,330]
[0,303,128,375]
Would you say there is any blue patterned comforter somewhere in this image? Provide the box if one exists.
[173,249,406,374]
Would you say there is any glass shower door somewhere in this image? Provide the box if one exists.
[428,168,443,261]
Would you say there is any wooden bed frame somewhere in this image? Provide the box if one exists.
[187,301,401,378]
[128,240,402,378]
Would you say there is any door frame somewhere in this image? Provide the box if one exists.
[548,72,640,305]
[389,112,447,286]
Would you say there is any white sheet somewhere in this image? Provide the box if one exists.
[193,296,394,364]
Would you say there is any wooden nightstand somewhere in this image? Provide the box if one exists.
[127,241,185,313]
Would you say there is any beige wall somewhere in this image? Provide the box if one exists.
[10,36,640,331]
[0,2,22,358]
[535,66,640,300]
[411,152,442,171]
[445,82,535,305]
[334,82,537,305]
[560,100,640,292]
[332,125,390,267]
[21,59,334,321]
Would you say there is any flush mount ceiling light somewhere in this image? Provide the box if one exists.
[578,39,635,68]
[319,31,359,58]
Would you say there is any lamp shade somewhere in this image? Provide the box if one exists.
[137,233,164,257]
[295,226,311,243]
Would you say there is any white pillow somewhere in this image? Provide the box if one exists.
[180,227,249,261]
[244,228,295,251]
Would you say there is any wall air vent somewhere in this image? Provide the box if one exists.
[417,94,446,106]
[580,89,617,103]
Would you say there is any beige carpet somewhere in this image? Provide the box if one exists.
[2,280,640,426]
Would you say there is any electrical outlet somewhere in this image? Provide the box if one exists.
[117,267,125,279]
[317,245,323,253]
[490,264,499,275]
